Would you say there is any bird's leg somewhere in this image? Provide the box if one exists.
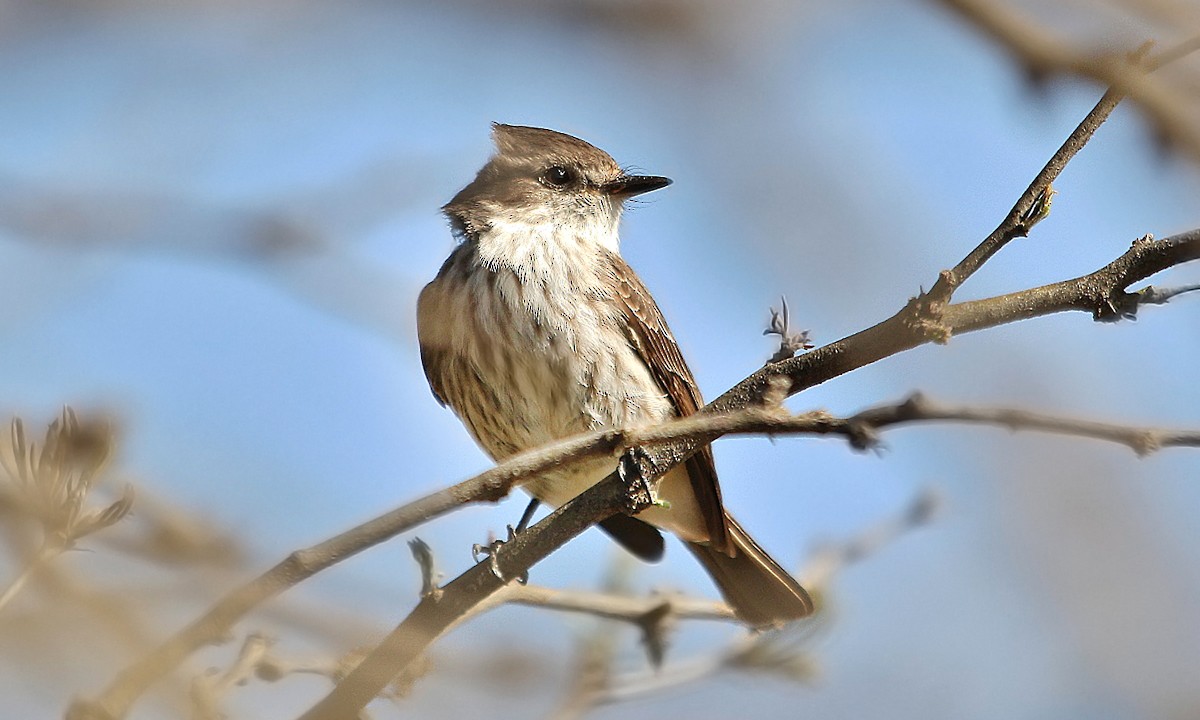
[514,498,540,534]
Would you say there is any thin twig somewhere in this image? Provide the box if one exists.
[594,492,935,708]
[550,555,633,720]
[1135,282,1200,305]
[925,35,1199,304]
[502,584,734,625]
[929,95,1111,302]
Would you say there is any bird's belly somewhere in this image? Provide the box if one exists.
[469,328,668,456]
[469,325,706,538]
[445,281,706,529]
[461,283,673,454]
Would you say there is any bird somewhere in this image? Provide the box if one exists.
[417,124,812,627]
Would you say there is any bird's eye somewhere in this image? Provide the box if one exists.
[543,165,574,188]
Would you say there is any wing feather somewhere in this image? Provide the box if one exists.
[605,251,731,554]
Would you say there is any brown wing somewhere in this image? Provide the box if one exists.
[417,277,451,408]
[606,251,731,555]
[418,245,475,409]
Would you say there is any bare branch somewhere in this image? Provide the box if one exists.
[716,228,1200,416]
[622,390,1200,458]
[593,492,935,708]
[800,489,941,591]
[189,633,273,720]
[293,460,657,720]
[845,393,1200,457]
[66,426,634,720]
[500,584,733,625]
[926,34,1199,305]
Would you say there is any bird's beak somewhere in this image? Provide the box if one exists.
[602,174,672,198]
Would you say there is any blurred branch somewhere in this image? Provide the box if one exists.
[190,634,275,720]
[596,617,821,708]
[188,632,426,720]
[502,581,733,676]
[800,489,941,591]
[551,555,633,720]
[500,583,734,625]
[67,422,636,720]
[1105,0,1200,30]
[0,169,425,344]
[588,492,936,713]
[0,545,54,614]
[935,0,1200,158]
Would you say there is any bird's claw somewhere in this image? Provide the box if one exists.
[618,447,657,509]
[472,525,528,585]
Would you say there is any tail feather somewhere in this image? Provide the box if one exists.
[685,514,813,628]
[599,514,665,562]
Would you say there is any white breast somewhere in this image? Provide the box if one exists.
[431,219,673,501]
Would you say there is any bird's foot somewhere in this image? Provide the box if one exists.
[472,524,529,585]
[618,446,657,511]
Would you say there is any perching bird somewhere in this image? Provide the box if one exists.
[417,124,812,627]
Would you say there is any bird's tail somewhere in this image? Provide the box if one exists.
[685,514,813,628]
